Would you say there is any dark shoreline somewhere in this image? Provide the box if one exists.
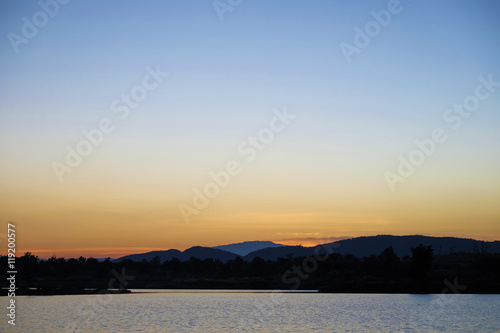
[1,288,131,296]
[3,249,499,296]
[4,286,500,296]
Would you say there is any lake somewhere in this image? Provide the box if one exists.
[8,291,500,332]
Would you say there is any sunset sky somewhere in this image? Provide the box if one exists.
[1,1,499,258]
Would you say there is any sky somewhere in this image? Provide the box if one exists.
[1,0,499,258]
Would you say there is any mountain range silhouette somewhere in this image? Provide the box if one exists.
[114,235,500,263]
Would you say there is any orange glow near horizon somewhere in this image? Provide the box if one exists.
[2,176,499,259]
[9,230,500,260]
[1,0,500,272]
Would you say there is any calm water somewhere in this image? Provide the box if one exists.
[6,291,500,332]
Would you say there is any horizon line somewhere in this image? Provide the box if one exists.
[5,234,499,260]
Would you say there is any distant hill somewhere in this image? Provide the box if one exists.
[244,235,500,260]
[183,246,237,262]
[243,245,317,261]
[323,235,500,258]
[113,235,500,264]
[114,247,237,263]
[212,241,285,256]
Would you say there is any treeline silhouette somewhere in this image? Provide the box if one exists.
[2,244,499,294]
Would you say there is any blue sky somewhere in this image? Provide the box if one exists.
[1,0,499,256]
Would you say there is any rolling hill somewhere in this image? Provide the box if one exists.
[212,241,285,256]
[244,235,500,260]
[114,247,237,263]
[113,235,500,263]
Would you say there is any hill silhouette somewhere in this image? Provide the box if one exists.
[321,235,500,258]
[248,235,500,260]
[243,245,321,261]
[114,235,500,263]
[3,234,500,294]
[213,241,285,256]
[114,247,237,263]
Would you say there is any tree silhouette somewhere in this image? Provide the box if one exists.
[409,244,434,282]
[19,252,39,288]
[378,246,400,275]
[150,256,161,265]
[3,244,500,295]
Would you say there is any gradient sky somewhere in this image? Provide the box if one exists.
[1,0,499,258]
